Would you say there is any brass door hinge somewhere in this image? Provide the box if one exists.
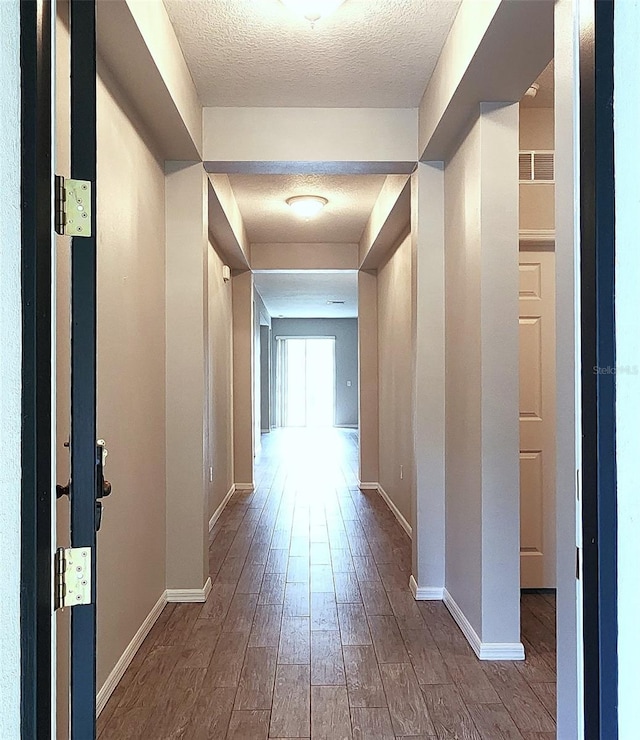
[54,175,92,237]
[54,547,92,610]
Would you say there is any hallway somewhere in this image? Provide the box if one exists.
[97,429,556,739]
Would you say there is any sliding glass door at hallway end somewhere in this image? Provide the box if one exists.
[276,336,336,427]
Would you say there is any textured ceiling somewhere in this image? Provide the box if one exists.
[521,60,554,109]
[228,174,386,243]
[162,0,461,107]
[254,271,358,318]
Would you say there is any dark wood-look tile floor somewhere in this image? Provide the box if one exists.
[98,428,557,739]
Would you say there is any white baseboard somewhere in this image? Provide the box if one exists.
[358,481,412,538]
[443,588,525,661]
[409,575,444,600]
[166,577,212,604]
[376,484,412,538]
[442,589,482,657]
[234,482,254,492]
[96,590,167,716]
[209,484,236,532]
[96,575,214,715]
[477,641,526,661]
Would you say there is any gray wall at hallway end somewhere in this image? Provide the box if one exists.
[255,289,272,436]
[271,318,359,427]
[260,325,271,431]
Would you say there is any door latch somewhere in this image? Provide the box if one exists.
[54,175,92,237]
[576,546,581,580]
[56,480,71,499]
[96,439,112,531]
[54,547,92,610]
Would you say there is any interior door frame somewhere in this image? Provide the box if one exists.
[17,0,618,737]
[20,0,54,737]
[579,0,618,736]
[68,0,99,737]
[20,0,99,737]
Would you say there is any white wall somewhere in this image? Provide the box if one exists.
[125,0,202,151]
[359,175,410,266]
[165,163,209,590]
[615,0,640,733]
[554,0,582,735]
[208,174,251,265]
[255,291,272,434]
[358,271,379,485]
[520,108,555,150]
[55,6,169,727]
[411,163,446,596]
[97,0,202,159]
[378,235,413,525]
[0,0,22,734]
[232,271,255,487]
[418,0,553,161]
[260,325,271,432]
[444,104,522,653]
[253,289,272,452]
[203,107,418,163]
[477,104,521,645]
[95,63,169,691]
[207,242,234,521]
[519,107,555,233]
[252,242,358,271]
[444,115,484,632]
[418,0,500,156]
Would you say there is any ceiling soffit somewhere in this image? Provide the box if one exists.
[254,271,358,318]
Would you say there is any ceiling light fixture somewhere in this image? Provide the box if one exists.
[286,195,328,219]
[280,0,347,26]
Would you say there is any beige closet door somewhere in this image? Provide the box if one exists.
[519,250,556,588]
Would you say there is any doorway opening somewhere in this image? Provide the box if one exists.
[275,336,336,427]
[518,60,557,592]
[517,57,559,724]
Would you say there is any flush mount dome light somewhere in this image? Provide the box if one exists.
[286,195,328,219]
[280,0,347,24]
